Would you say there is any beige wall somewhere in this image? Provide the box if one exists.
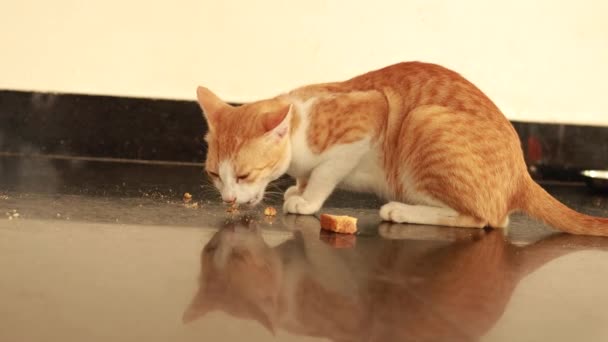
[1,0,607,126]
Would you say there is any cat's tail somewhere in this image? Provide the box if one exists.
[521,178,608,237]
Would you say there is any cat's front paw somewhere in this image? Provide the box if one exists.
[283,195,321,215]
[283,185,302,200]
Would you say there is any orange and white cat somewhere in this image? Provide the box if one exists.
[197,62,608,236]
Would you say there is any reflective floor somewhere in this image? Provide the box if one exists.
[1,156,608,342]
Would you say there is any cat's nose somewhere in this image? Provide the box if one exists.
[222,196,236,204]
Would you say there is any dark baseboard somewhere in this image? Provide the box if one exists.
[1,90,607,181]
[0,90,207,163]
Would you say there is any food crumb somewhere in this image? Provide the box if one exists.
[226,203,239,213]
[184,202,199,209]
[264,206,277,217]
[6,210,19,220]
[182,192,200,208]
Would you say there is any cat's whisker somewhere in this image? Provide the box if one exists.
[269,178,293,188]
[263,193,284,199]
[198,186,218,194]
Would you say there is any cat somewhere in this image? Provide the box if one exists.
[196,62,608,236]
[182,216,606,341]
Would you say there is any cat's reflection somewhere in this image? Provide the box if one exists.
[183,215,607,342]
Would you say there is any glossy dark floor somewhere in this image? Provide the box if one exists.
[1,156,608,342]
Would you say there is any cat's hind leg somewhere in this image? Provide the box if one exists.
[380,202,487,228]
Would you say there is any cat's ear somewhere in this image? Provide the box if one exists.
[196,86,228,129]
[182,292,212,324]
[263,104,292,140]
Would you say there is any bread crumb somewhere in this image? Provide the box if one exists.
[6,210,19,220]
[180,193,199,209]
[184,202,199,209]
[320,214,358,234]
[264,207,277,216]
[226,203,239,213]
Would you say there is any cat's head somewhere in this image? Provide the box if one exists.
[182,217,283,333]
[196,87,294,205]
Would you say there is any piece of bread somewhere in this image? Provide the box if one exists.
[320,214,358,234]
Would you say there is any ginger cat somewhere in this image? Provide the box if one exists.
[183,216,607,341]
[196,62,608,236]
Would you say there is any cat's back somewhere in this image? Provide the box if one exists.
[290,61,502,118]
[353,62,503,113]
[347,61,462,86]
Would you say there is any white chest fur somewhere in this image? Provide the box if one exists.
[338,145,391,198]
[286,98,320,179]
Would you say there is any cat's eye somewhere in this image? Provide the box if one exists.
[236,173,250,182]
